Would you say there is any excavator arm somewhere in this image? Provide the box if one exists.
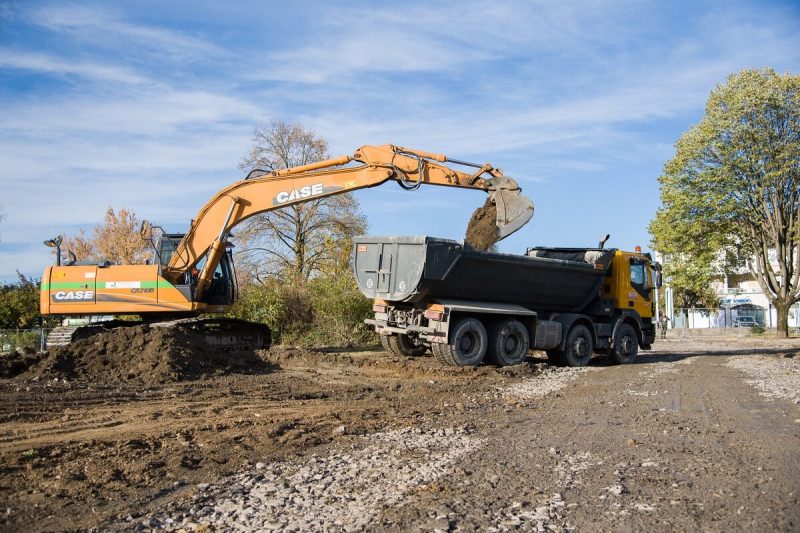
[164,144,534,298]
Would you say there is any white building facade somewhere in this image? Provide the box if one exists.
[657,252,800,330]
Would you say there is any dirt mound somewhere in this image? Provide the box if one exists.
[465,197,499,251]
[0,350,44,378]
[24,325,275,385]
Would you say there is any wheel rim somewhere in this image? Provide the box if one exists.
[460,332,476,354]
[503,334,519,354]
[620,335,635,355]
[574,337,589,357]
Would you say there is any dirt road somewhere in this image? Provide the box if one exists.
[1,338,798,531]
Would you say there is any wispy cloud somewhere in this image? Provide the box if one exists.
[1,0,799,279]
[0,90,264,134]
[0,48,147,83]
[28,4,222,61]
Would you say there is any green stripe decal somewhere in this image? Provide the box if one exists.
[41,280,174,291]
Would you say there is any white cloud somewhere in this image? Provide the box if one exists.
[28,4,222,61]
[2,0,799,280]
[0,48,148,84]
[0,90,264,135]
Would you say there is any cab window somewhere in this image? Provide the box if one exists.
[158,238,179,268]
[630,260,645,286]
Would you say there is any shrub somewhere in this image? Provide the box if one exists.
[230,273,375,347]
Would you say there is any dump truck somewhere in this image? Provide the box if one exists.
[353,236,661,367]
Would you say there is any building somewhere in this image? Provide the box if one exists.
[658,252,800,330]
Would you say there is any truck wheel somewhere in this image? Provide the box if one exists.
[389,334,427,357]
[380,334,399,356]
[546,349,566,366]
[488,319,529,366]
[611,323,638,364]
[563,324,593,367]
[435,317,487,366]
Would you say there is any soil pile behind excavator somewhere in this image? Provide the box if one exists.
[25,320,272,385]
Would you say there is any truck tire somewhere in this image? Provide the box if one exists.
[381,334,427,357]
[434,317,487,366]
[563,324,593,367]
[487,319,529,366]
[380,334,399,356]
[611,323,638,364]
[546,349,566,366]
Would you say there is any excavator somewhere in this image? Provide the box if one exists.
[40,144,534,349]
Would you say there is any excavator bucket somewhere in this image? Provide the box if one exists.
[488,176,535,239]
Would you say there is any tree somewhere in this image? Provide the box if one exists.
[61,207,151,264]
[236,121,367,282]
[650,68,800,337]
[660,253,720,310]
[0,273,41,329]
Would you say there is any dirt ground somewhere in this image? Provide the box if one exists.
[1,336,799,531]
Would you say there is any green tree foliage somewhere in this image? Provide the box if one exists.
[650,68,800,337]
[230,273,373,346]
[230,121,373,346]
[0,273,42,329]
[660,253,720,310]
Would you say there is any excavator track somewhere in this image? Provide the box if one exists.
[45,326,81,348]
[45,321,141,348]
[149,317,271,352]
[45,318,270,353]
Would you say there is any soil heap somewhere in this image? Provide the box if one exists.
[465,197,500,251]
[13,324,274,385]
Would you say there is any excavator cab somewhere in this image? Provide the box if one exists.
[154,233,236,306]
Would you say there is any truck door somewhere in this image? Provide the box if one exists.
[627,256,653,318]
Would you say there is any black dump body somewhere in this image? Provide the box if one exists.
[352,236,616,313]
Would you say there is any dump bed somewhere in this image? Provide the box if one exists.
[352,236,615,313]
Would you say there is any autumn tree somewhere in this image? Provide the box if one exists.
[236,121,367,282]
[61,207,152,264]
[650,68,800,337]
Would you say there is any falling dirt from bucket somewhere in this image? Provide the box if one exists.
[465,197,500,251]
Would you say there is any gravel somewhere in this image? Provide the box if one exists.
[500,366,593,400]
[139,359,595,531]
[726,354,800,404]
[149,426,482,531]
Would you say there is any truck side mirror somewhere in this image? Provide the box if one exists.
[655,271,663,288]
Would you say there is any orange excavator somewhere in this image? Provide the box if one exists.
[40,144,534,348]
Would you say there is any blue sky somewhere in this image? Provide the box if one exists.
[0,0,798,281]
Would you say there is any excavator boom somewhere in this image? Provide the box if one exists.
[165,144,533,297]
[40,144,534,328]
